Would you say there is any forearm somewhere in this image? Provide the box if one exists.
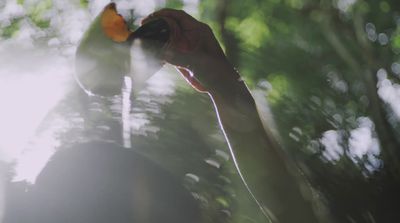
[142,7,316,220]
[206,66,318,223]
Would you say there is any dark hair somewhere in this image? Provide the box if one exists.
[5,141,201,223]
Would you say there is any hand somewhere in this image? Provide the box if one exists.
[142,9,240,93]
[144,10,319,223]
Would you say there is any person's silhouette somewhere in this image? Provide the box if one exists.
[4,141,201,223]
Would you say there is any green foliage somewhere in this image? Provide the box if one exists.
[227,12,271,49]
[165,0,184,9]
[5,0,400,222]
[29,0,52,28]
[266,73,290,104]
[66,0,400,221]
[196,0,400,221]
[80,0,89,8]
[1,19,20,38]
[379,1,390,13]
[392,30,400,50]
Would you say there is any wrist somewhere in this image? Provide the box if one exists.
[201,60,253,104]
[210,79,255,109]
[192,56,241,92]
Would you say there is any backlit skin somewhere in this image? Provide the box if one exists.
[144,9,319,223]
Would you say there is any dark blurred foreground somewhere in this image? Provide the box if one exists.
[4,142,201,223]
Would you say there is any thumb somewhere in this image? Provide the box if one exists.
[177,67,208,93]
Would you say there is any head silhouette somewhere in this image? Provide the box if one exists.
[6,142,201,223]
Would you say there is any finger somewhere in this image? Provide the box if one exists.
[142,8,194,24]
[141,12,156,25]
[159,17,195,53]
[177,68,208,93]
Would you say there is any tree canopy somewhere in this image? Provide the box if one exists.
[2,0,400,222]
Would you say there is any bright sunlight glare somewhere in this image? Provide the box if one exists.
[0,44,71,183]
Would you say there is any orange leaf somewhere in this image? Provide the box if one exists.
[100,3,132,42]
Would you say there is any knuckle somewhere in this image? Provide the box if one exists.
[199,22,212,31]
[155,8,172,14]
[177,9,191,17]
[159,8,171,11]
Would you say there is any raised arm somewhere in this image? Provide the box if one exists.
[143,9,318,223]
